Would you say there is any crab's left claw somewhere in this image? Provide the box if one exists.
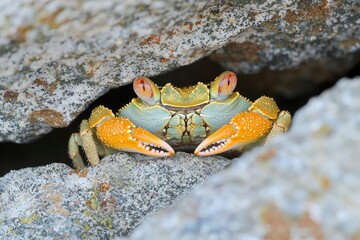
[195,96,291,156]
[194,112,273,156]
[96,117,175,157]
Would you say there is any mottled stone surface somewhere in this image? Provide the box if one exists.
[214,0,360,73]
[130,77,360,240]
[1,0,359,143]
[0,152,230,239]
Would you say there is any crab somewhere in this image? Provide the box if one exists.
[68,71,291,169]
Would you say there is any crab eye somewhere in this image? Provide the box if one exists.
[210,71,237,101]
[133,76,160,105]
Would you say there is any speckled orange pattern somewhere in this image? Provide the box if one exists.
[230,112,272,142]
[95,117,134,149]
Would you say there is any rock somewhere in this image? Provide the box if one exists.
[211,0,360,98]
[129,77,360,239]
[213,0,360,73]
[1,0,359,143]
[0,152,230,239]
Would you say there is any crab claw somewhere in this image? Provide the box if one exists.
[96,117,174,157]
[194,112,273,156]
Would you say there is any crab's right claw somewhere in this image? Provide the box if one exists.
[194,112,273,156]
[96,117,174,157]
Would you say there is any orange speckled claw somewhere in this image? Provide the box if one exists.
[96,117,174,157]
[194,112,273,156]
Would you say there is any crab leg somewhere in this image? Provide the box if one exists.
[264,110,291,143]
[68,132,86,169]
[68,120,104,168]
[194,112,273,156]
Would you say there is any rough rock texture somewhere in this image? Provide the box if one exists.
[0,152,230,239]
[213,1,360,73]
[130,77,360,239]
[1,0,360,143]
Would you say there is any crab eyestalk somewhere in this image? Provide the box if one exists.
[210,71,237,101]
[133,76,161,106]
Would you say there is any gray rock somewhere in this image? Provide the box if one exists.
[130,77,360,240]
[211,0,360,98]
[0,152,231,239]
[213,0,360,73]
[1,0,359,143]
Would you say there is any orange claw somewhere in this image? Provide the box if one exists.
[96,117,174,157]
[194,112,273,156]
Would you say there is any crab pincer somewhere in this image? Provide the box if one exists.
[95,116,175,157]
[194,111,273,156]
[195,96,291,156]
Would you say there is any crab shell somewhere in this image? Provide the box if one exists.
[118,72,252,149]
